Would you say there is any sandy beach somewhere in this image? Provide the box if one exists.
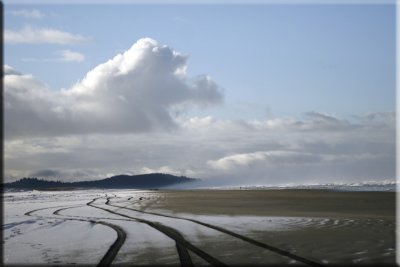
[3,189,396,266]
[144,189,396,265]
[147,189,395,218]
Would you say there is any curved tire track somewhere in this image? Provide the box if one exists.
[95,221,126,267]
[88,198,225,267]
[24,204,83,216]
[107,196,324,267]
[25,201,127,267]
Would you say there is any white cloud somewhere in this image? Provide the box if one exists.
[207,150,386,171]
[3,38,395,185]
[4,111,395,184]
[9,9,44,19]
[140,166,196,177]
[58,50,85,62]
[4,38,223,138]
[5,26,89,44]
[4,64,21,75]
[184,116,215,128]
[208,151,320,170]
[18,50,86,63]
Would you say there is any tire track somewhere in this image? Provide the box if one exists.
[24,204,83,216]
[24,201,127,267]
[107,196,325,267]
[94,221,126,266]
[88,197,225,267]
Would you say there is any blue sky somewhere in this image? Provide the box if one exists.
[4,3,396,184]
[5,4,395,119]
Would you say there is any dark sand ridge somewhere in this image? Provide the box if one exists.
[142,189,395,219]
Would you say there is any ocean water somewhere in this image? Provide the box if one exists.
[205,182,397,192]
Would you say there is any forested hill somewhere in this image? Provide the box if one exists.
[3,173,197,190]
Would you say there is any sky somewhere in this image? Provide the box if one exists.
[4,3,396,186]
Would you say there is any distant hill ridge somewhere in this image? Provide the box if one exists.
[3,173,197,190]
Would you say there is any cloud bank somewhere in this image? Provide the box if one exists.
[4,38,223,138]
[4,112,395,184]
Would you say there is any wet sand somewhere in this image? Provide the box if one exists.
[142,189,396,265]
[3,189,395,265]
[147,189,395,218]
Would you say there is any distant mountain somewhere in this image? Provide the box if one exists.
[2,173,197,190]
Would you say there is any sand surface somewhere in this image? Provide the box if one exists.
[141,189,396,265]
[3,189,396,265]
[146,189,395,218]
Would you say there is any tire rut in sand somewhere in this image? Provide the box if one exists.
[89,197,225,267]
[107,196,325,267]
[24,199,127,267]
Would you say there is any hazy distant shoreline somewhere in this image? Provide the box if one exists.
[194,183,397,192]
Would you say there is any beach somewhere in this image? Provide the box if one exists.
[146,189,396,265]
[3,189,396,265]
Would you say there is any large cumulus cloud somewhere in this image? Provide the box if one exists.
[5,38,223,138]
[4,38,395,186]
